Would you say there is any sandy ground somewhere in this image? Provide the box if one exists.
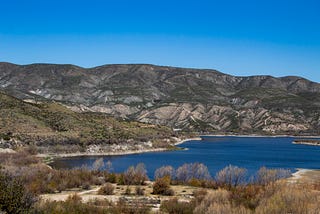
[40,182,203,211]
[0,148,16,153]
[287,169,320,184]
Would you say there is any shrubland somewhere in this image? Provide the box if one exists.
[1,150,319,213]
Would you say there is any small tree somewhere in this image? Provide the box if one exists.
[255,167,291,185]
[92,158,105,171]
[123,163,148,185]
[176,163,211,183]
[215,165,247,189]
[135,163,148,185]
[155,165,175,180]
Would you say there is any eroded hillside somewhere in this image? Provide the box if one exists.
[0,62,319,135]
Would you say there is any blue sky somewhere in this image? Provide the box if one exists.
[0,0,319,82]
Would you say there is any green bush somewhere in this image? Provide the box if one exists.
[0,171,37,214]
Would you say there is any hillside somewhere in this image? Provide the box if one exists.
[0,92,177,153]
[0,62,320,135]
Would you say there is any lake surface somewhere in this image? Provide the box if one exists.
[50,136,320,179]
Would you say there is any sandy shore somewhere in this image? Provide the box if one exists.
[287,168,320,184]
[290,168,312,180]
[37,137,201,158]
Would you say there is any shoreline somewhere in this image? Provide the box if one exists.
[292,140,320,146]
[36,137,201,159]
[201,134,320,138]
[288,168,320,183]
[31,135,320,159]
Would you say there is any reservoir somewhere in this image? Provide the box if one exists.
[50,136,320,179]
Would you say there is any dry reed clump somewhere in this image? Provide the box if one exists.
[98,183,115,195]
[160,198,195,214]
[255,183,320,214]
[193,189,251,214]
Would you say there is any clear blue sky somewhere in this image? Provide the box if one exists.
[1,0,319,82]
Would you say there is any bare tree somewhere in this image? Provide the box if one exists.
[123,163,148,185]
[154,165,175,179]
[255,167,291,185]
[135,163,148,185]
[92,158,104,171]
[106,160,113,172]
[124,166,136,185]
[176,163,211,183]
[215,165,247,189]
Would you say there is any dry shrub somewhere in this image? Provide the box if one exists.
[255,183,320,214]
[135,186,144,195]
[105,172,117,183]
[110,198,150,214]
[160,198,194,214]
[0,150,40,167]
[313,182,320,191]
[36,194,109,214]
[98,183,115,195]
[193,189,208,204]
[194,189,251,214]
[230,185,263,210]
[152,176,174,196]
[124,186,132,195]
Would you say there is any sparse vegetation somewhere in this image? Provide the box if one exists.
[0,92,179,155]
[123,163,149,185]
[1,145,319,213]
[215,164,247,189]
[98,183,115,195]
[0,171,37,214]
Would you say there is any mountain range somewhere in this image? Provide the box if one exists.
[1,62,319,136]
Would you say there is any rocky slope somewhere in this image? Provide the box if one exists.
[1,62,319,135]
[0,92,177,153]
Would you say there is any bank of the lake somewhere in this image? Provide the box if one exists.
[50,136,320,179]
[37,137,201,159]
[293,139,320,146]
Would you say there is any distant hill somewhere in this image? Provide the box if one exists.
[0,62,319,135]
[0,91,175,153]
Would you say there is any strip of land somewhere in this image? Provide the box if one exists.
[36,137,201,158]
[287,168,320,184]
[293,139,320,146]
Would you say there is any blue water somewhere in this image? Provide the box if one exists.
[50,136,320,179]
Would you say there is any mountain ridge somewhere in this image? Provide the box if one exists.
[0,62,319,135]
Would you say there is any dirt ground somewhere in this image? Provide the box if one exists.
[40,181,206,210]
[287,169,320,184]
